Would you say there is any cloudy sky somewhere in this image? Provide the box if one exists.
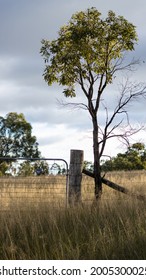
[0,0,146,163]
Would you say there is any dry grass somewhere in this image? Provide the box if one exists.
[0,171,146,260]
[82,170,146,202]
[0,176,66,210]
[1,197,146,260]
[1,171,146,210]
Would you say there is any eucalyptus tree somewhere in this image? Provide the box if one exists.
[0,112,40,175]
[41,7,146,199]
[101,142,146,171]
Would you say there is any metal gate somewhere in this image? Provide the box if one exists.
[0,157,69,210]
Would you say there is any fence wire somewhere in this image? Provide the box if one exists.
[0,176,67,211]
[0,157,69,211]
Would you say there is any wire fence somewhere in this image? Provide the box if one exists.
[1,170,146,210]
[82,170,146,203]
[0,176,67,211]
[0,157,69,210]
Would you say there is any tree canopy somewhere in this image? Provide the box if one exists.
[41,8,137,97]
[0,112,40,175]
[0,112,39,158]
[41,7,146,199]
[17,160,49,176]
[101,142,146,171]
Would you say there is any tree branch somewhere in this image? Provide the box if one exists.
[98,78,146,157]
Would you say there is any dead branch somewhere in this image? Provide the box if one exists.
[98,78,146,157]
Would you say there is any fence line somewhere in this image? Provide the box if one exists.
[1,172,146,209]
[0,176,66,211]
[1,149,146,209]
[82,171,146,203]
[0,156,69,209]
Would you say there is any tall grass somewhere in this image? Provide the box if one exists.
[1,171,146,260]
[1,197,146,259]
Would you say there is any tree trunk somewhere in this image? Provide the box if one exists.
[92,116,102,199]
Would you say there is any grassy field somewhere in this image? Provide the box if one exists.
[0,171,146,259]
[0,176,67,210]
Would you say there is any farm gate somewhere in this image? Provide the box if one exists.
[1,150,146,210]
[0,157,69,211]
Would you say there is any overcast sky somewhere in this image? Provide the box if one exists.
[0,0,146,163]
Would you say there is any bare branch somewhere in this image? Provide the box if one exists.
[101,121,145,155]
[110,55,140,77]
[98,77,146,157]
[57,99,88,111]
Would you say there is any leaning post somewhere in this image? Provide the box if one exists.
[68,149,84,205]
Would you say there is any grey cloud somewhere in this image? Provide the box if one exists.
[1,0,144,57]
[0,0,96,57]
[38,134,66,147]
[0,0,146,158]
[0,55,43,87]
[0,0,55,56]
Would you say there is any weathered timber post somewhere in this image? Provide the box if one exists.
[69,149,84,205]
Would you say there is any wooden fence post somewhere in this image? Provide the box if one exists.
[69,149,84,205]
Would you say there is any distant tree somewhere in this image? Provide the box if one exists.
[34,160,49,176]
[17,161,34,176]
[0,162,8,176]
[17,160,49,176]
[101,142,146,171]
[50,163,61,175]
[49,163,67,175]
[83,161,94,172]
[41,7,146,199]
[17,161,66,177]
[0,112,40,175]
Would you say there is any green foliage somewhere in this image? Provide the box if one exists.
[14,161,66,177]
[34,160,49,176]
[83,161,94,172]
[49,163,66,175]
[0,112,40,175]
[41,7,139,196]
[41,7,137,97]
[17,160,49,176]
[17,161,35,176]
[101,142,146,171]
[0,162,8,176]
